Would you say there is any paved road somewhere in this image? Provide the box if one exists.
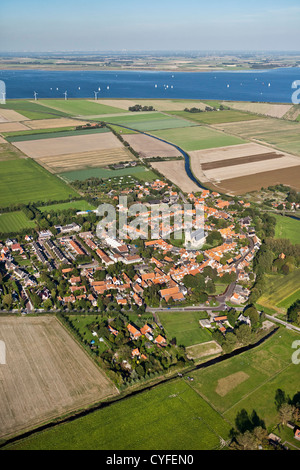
[265,314,300,334]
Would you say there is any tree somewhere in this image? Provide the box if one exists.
[222,332,237,353]
[227,308,238,327]
[234,426,269,450]
[2,293,12,308]
[206,279,216,294]
[211,329,225,346]
[252,426,269,447]
[206,230,223,246]
[235,323,252,346]
[287,300,300,325]
[43,297,53,310]
[245,306,259,329]
[278,403,296,425]
[236,430,258,450]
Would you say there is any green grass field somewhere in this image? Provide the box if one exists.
[0,211,36,234]
[38,99,127,116]
[1,100,70,120]
[151,125,246,151]
[157,311,212,347]
[273,214,300,244]
[38,200,96,213]
[60,165,158,182]
[189,328,300,429]
[257,269,300,311]
[5,379,231,450]
[94,112,197,132]
[6,127,110,143]
[277,289,300,310]
[0,158,78,208]
[168,109,261,125]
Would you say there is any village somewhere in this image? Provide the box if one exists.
[0,173,269,379]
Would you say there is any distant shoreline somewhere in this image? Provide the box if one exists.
[0,65,294,73]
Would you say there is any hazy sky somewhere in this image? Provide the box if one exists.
[1,0,300,52]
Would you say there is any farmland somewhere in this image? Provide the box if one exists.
[168,109,261,125]
[221,101,293,119]
[60,165,158,183]
[209,166,300,195]
[38,99,127,116]
[0,142,27,161]
[213,118,300,157]
[5,126,110,143]
[257,269,300,312]
[151,126,245,151]
[0,158,78,207]
[5,327,300,450]
[188,143,300,195]
[150,160,200,193]
[93,112,197,132]
[135,99,208,111]
[0,211,36,233]
[157,311,212,347]
[0,99,70,120]
[273,214,300,244]
[0,108,30,122]
[38,200,96,213]
[38,148,134,174]
[2,126,76,139]
[189,328,300,428]
[96,99,216,112]
[122,133,182,158]
[0,316,117,440]
[5,378,231,450]
[12,131,126,159]
[21,118,88,130]
[11,131,135,173]
[0,121,31,133]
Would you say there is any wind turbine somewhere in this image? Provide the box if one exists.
[34,91,38,101]
[63,91,68,100]
[94,91,98,100]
